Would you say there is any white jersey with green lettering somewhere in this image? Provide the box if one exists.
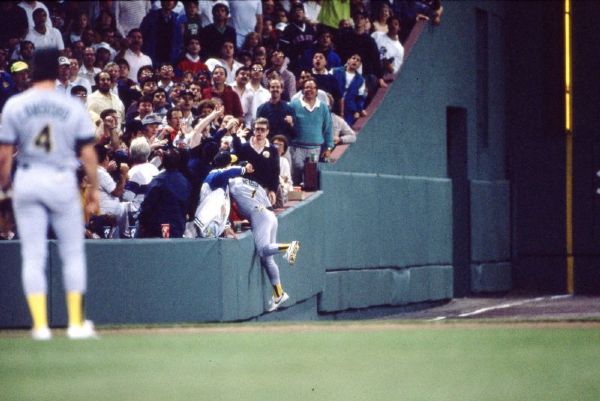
[0,87,95,169]
[228,177,272,218]
[0,86,95,298]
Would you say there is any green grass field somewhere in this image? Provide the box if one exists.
[1,322,599,401]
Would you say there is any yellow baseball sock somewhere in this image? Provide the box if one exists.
[67,292,83,327]
[273,283,284,298]
[278,244,290,251]
[26,293,48,330]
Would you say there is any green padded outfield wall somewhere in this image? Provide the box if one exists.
[0,242,31,327]
[0,193,327,328]
[319,0,511,305]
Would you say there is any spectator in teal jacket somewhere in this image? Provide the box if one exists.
[288,78,333,185]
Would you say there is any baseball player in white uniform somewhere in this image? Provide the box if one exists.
[229,176,300,312]
[194,152,252,238]
[0,47,100,340]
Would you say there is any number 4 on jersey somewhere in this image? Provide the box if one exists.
[34,124,52,153]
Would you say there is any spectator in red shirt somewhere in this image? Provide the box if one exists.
[176,35,209,78]
[201,65,243,119]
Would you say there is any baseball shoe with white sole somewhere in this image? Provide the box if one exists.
[268,292,290,312]
[284,241,300,265]
[67,320,99,340]
[32,327,52,341]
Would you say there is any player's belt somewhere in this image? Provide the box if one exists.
[18,162,67,170]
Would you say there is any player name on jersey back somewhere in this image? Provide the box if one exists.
[229,177,271,217]
[23,102,71,120]
[0,88,95,170]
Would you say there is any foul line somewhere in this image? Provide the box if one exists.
[428,295,572,321]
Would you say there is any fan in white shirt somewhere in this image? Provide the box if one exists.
[245,63,271,127]
[25,8,64,51]
[371,16,405,75]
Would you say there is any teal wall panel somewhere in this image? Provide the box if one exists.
[470,180,511,262]
[318,269,410,312]
[471,263,512,293]
[318,265,453,313]
[320,171,382,269]
[320,171,452,271]
[220,192,328,321]
[0,242,31,328]
[275,192,328,298]
[406,265,454,303]
[219,231,266,321]
[55,192,326,325]
[378,174,452,267]
[50,239,224,326]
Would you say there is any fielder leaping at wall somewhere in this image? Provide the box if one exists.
[229,176,300,312]
[193,151,251,238]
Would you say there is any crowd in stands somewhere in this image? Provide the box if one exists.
[0,0,443,240]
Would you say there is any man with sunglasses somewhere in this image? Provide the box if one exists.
[233,117,279,205]
[245,63,270,127]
